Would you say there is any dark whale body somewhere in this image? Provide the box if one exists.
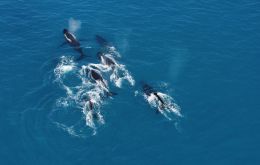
[63,29,84,60]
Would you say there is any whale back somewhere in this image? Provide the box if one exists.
[96,35,108,46]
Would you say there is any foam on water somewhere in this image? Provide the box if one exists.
[52,56,110,136]
[53,121,83,138]
[110,63,135,88]
[134,81,182,122]
[98,43,122,58]
[111,46,121,58]
[51,50,137,136]
[144,92,182,120]
[97,53,135,88]
[54,56,76,81]
[51,22,181,136]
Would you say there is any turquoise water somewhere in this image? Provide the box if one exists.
[0,0,259,164]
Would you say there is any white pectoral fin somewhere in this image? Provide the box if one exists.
[147,94,155,102]
[64,34,72,42]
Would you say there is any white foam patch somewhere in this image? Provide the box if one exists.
[82,104,102,135]
[110,64,135,88]
[157,92,182,117]
[144,92,182,120]
[53,121,84,138]
[95,54,135,88]
[80,86,106,134]
[82,62,133,89]
[55,83,107,135]
[88,63,111,72]
[56,97,70,108]
[53,58,111,135]
[54,56,76,81]
[108,46,121,58]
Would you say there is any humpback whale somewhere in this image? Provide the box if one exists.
[97,52,116,69]
[95,35,121,58]
[85,99,99,119]
[62,29,85,60]
[86,67,107,88]
[142,83,166,112]
[84,66,117,96]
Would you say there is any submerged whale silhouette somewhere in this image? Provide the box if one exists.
[95,35,110,47]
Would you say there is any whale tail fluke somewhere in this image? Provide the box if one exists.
[78,53,85,61]
[75,48,85,61]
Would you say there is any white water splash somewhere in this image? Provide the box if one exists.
[94,54,135,88]
[110,64,135,88]
[53,57,110,135]
[144,92,182,120]
[54,56,76,81]
[107,46,121,58]
[53,121,84,138]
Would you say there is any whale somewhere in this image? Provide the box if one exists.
[62,29,85,60]
[97,52,116,69]
[95,35,121,58]
[84,66,117,96]
[85,99,99,119]
[142,83,166,112]
[88,68,107,88]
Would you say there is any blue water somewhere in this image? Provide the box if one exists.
[1,0,260,164]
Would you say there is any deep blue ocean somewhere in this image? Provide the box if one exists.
[1,0,260,164]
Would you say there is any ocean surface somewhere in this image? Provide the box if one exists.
[0,0,259,164]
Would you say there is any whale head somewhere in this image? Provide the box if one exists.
[63,29,68,34]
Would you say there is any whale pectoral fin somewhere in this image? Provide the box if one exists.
[59,41,67,48]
